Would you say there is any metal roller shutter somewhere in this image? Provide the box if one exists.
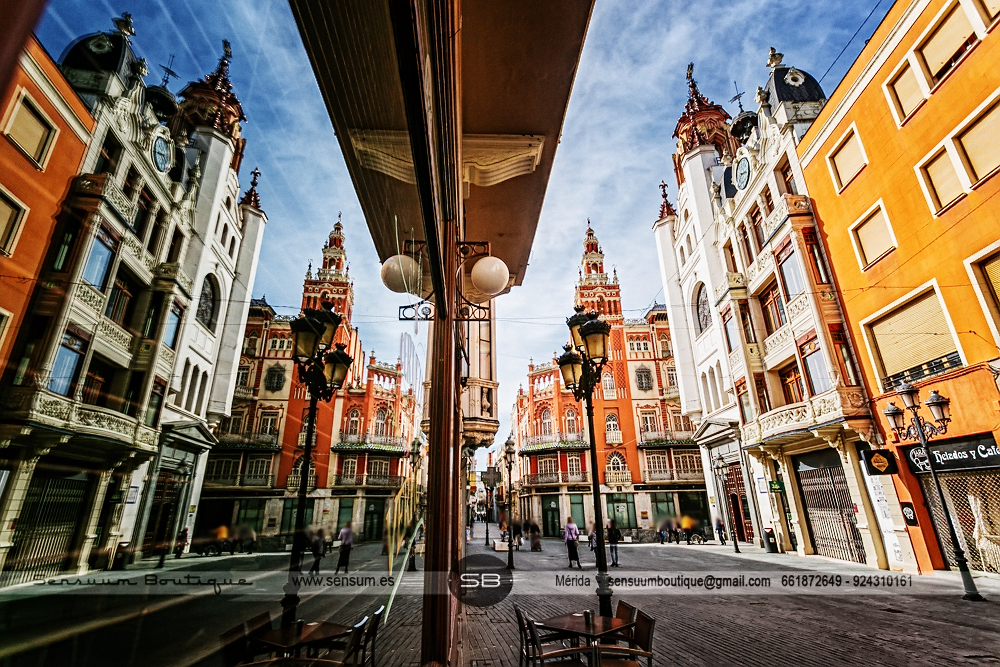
[870,291,957,377]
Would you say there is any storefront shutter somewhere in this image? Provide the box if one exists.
[832,132,866,186]
[924,151,964,208]
[959,101,1000,181]
[919,6,975,77]
[891,65,923,118]
[855,208,894,264]
[870,291,957,377]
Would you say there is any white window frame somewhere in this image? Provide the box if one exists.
[1,87,59,170]
[881,53,932,126]
[857,279,966,381]
[911,0,989,92]
[963,238,1000,348]
[0,306,12,359]
[824,122,869,192]
[0,182,29,257]
[847,199,898,270]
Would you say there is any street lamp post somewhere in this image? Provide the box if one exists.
[712,455,740,554]
[504,436,516,570]
[481,466,501,547]
[408,438,422,572]
[280,303,353,627]
[883,382,985,602]
[557,307,613,617]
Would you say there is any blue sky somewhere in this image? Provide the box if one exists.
[36,0,891,466]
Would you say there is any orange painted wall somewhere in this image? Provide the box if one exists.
[0,37,92,369]
[797,0,1000,573]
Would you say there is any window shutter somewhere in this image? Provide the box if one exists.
[985,0,1000,19]
[925,151,964,208]
[959,101,1000,181]
[870,291,957,377]
[855,208,894,264]
[8,101,50,161]
[983,252,1000,306]
[0,193,21,249]
[891,65,923,118]
[832,133,866,186]
[919,6,974,77]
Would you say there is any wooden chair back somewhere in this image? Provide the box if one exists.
[343,616,369,664]
[615,600,636,623]
[633,610,655,652]
[246,611,272,640]
[363,605,384,665]
[220,624,249,667]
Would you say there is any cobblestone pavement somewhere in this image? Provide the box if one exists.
[3,527,1000,666]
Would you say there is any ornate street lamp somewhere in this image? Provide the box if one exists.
[882,383,983,601]
[281,303,352,626]
[408,438,423,572]
[712,455,741,554]
[557,307,613,617]
[504,435,516,570]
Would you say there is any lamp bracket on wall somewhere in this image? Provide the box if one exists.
[396,240,493,321]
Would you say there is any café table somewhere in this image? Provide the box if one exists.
[255,621,351,657]
[535,612,635,665]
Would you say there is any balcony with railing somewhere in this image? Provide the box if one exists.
[880,352,963,393]
[605,430,623,444]
[336,432,408,452]
[604,469,632,485]
[216,430,280,449]
[642,468,704,482]
[741,385,869,446]
[520,471,591,487]
[286,474,317,490]
[233,384,254,400]
[332,474,404,487]
[204,474,275,487]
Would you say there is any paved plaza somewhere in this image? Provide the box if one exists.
[2,524,999,666]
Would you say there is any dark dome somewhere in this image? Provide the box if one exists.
[731,109,758,145]
[146,85,178,122]
[60,31,140,85]
[766,66,825,104]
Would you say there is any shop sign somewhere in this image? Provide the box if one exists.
[861,449,899,475]
[900,502,919,527]
[902,436,1000,474]
[126,486,139,504]
[768,480,785,492]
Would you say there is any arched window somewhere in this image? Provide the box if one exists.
[185,365,199,412]
[708,366,721,411]
[642,340,649,351]
[264,363,286,392]
[659,336,670,357]
[270,338,278,350]
[602,373,615,400]
[541,409,553,435]
[605,413,620,431]
[635,367,654,391]
[686,235,693,254]
[680,247,686,265]
[221,224,229,245]
[374,408,387,437]
[348,409,360,435]
[196,275,219,331]
[566,409,578,435]
[228,237,236,258]
[606,451,627,470]
[694,283,711,335]
[293,455,316,481]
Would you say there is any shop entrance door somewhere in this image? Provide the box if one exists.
[725,462,754,542]
[542,495,560,537]
[794,449,866,564]
[2,470,90,586]
[363,498,385,542]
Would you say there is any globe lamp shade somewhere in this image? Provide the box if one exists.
[323,344,353,387]
[557,346,584,391]
[924,390,951,423]
[566,307,588,351]
[470,256,510,297]
[883,401,906,432]
[579,316,611,364]
[381,254,421,294]
[505,436,516,460]
[290,315,322,362]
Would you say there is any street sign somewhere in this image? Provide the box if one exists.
[481,467,501,488]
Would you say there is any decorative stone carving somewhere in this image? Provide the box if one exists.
[99,318,134,354]
[786,293,810,321]
[76,283,106,314]
[763,324,792,357]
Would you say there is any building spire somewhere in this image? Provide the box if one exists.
[240,167,262,209]
[658,180,676,218]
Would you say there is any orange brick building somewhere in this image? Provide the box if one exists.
[0,37,93,369]
[798,0,1000,574]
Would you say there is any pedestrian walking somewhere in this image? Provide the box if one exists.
[681,515,695,545]
[564,517,582,568]
[658,519,667,544]
[716,518,727,546]
[671,519,681,544]
[607,520,622,567]
[335,522,353,574]
[245,527,256,554]
[512,518,523,551]
[588,522,597,552]
[308,528,326,574]
[212,524,229,556]
[173,527,189,559]
[529,519,542,552]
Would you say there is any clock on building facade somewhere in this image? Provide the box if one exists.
[735,157,750,190]
[152,136,171,172]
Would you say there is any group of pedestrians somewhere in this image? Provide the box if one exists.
[563,517,625,568]
[655,515,710,545]
[298,522,354,574]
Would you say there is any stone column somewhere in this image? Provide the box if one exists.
[72,468,114,574]
[0,435,43,574]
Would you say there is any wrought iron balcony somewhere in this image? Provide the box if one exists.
[332,474,404,487]
[203,474,274,487]
[286,474,317,489]
[520,471,591,486]
[337,432,408,450]
[880,352,963,393]
[216,430,279,448]
[642,468,704,482]
[604,469,632,485]
[524,431,584,446]
[605,430,623,444]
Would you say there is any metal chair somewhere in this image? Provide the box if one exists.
[513,605,571,667]
[322,616,367,666]
[524,617,593,667]
[597,609,654,667]
[360,604,384,666]
[604,600,637,647]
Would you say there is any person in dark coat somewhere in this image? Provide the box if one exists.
[607,520,622,567]
[529,519,542,552]
[511,517,523,551]
[308,528,326,574]
[716,518,727,545]
[335,522,353,574]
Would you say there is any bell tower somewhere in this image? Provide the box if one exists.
[301,214,354,325]
[574,221,622,319]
